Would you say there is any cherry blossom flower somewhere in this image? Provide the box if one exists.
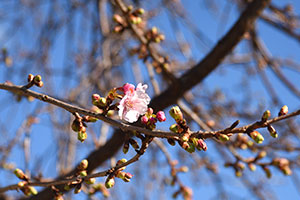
[118,83,150,123]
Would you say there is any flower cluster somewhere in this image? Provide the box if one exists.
[118,83,151,123]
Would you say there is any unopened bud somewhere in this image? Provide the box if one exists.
[267,125,278,138]
[235,170,242,177]
[178,166,189,173]
[197,138,207,151]
[64,184,71,191]
[98,97,107,107]
[129,139,139,150]
[18,181,26,188]
[261,110,271,121]
[169,124,179,133]
[79,170,87,177]
[105,177,115,189]
[123,141,129,154]
[156,111,166,122]
[278,105,288,116]
[263,167,272,178]
[28,74,34,82]
[92,94,101,105]
[257,151,267,159]
[248,163,256,171]
[185,143,195,153]
[181,133,189,142]
[14,168,28,180]
[169,106,183,122]
[85,177,96,185]
[282,166,292,175]
[78,159,88,170]
[36,81,44,87]
[113,14,124,24]
[137,8,145,15]
[218,134,230,142]
[33,75,42,83]
[77,131,87,143]
[141,115,148,124]
[74,184,82,194]
[123,172,133,182]
[249,130,264,144]
[167,138,176,146]
[28,186,38,195]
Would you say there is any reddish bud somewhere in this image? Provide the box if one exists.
[156,111,166,122]
[28,74,34,82]
[278,105,288,116]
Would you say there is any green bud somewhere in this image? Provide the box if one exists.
[64,184,71,191]
[78,159,88,170]
[249,131,264,144]
[181,133,189,142]
[267,125,278,138]
[261,110,271,121]
[169,124,179,133]
[248,163,256,171]
[33,75,42,83]
[169,106,183,122]
[14,168,26,180]
[98,97,107,107]
[77,131,87,143]
[85,177,96,185]
[28,186,38,195]
[218,134,230,142]
[137,8,145,15]
[105,177,115,189]
[123,141,129,154]
[79,170,87,177]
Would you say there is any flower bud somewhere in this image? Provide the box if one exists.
[14,168,28,180]
[64,184,71,191]
[282,166,292,175]
[257,151,267,159]
[28,74,34,82]
[77,131,87,143]
[85,177,96,185]
[156,111,166,122]
[218,134,230,142]
[33,75,42,83]
[123,141,129,154]
[261,110,271,121]
[74,184,82,194]
[267,125,277,138]
[79,170,87,177]
[248,163,256,171]
[113,25,124,33]
[249,130,264,144]
[141,115,148,124]
[169,124,179,133]
[181,133,189,142]
[235,170,242,177]
[167,138,176,146]
[98,97,107,107]
[185,143,195,153]
[36,81,44,87]
[123,172,133,182]
[105,177,115,189]
[169,106,183,122]
[137,8,145,15]
[278,105,288,116]
[116,158,127,171]
[71,120,81,132]
[178,166,189,173]
[78,159,88,170]
[197,138,207,151]
[92,94,101,106]
[129,139,139,150]
[263,167,272,178]
[28,186,38,195]
[18,181,26,188]
[113,14,124,25]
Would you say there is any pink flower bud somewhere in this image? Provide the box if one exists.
[141,115,148,124]
[122,83,135,95]
[156,111,166,122]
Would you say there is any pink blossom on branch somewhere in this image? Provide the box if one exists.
[118,83,151,123]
